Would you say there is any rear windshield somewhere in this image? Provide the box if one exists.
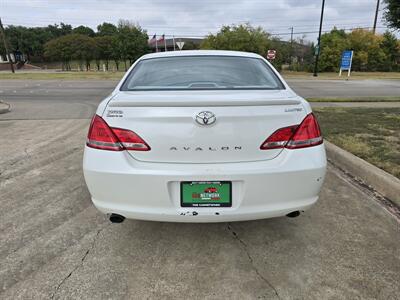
[120,56,284,91]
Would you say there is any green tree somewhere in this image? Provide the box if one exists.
[47,23,72,37]
[4,26,32,59]
[268,37,290,70]
[201,24,293,69]
[318,28,349,72]
[72,25,95,37]
[383,0,400,30]
[381,31,400,71]
[70,34,97,70]
[28,27,51,61]
[96,22,121,70]
[4,23,73,62]
[111,36,121,71]
[45,34,96,71]
[115,20,149,70]
[201,24,270,55]
[94,36,114,70]
[44,34,74,70]
[317,28,398,72]
[290,36,314,72]
[348,29,386,71]
[97,22,118,36]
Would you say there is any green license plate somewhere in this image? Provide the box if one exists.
[181,181,232,207]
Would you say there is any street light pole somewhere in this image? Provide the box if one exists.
[372,0,380,34]
[313,0,325,77]
[0,17,15,73]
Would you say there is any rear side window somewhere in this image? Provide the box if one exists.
[121,56,284,91]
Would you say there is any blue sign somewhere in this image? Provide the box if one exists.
[340,50,353,70]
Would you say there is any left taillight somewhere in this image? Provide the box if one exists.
[260,113,323,150]
[86,115,150,151]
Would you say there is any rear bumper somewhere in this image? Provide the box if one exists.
[83,144,327,222]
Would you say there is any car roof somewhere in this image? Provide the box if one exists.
[139,50,263,60]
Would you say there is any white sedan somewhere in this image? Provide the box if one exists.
[83,50,326,223]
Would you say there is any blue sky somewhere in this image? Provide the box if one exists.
[1,0,393,42]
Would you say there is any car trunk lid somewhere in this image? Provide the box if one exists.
[104,90,307,163]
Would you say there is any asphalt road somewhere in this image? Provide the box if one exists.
[0,79,400,299]
[1,79,400,120]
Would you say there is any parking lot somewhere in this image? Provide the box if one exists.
[1,79,399,299]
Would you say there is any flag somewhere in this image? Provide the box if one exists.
[149,34,157,45]
[157,34,167,51]
[157,34,165,43]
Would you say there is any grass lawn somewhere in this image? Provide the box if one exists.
[308,96,400,102]
[313,107,400,178]
[0,71,124,80]
[282,71,400,80]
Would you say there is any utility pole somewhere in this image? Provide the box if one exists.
[372,0,380,34]
[313,0,325,77]
[0,17,15,73]
[290,27,294,45]
[289,26,294,66]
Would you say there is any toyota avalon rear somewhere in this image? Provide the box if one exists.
[83,50,326,223]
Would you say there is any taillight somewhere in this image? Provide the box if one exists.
[286,113,323,149]
[87,115,150,151]
[260,125,298,150]
[260,113,322,150]
[111,128,150,151]
[87,115,122,151]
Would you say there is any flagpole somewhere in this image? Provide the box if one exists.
[164,35,167,51]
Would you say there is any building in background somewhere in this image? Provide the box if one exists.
[0,50,26,63]
[148,37,203,52]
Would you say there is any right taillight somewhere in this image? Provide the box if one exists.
[87,115,150,151]
[286,113,323,149]
[260,113,322,150]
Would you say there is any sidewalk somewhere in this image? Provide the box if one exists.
[311,102,400,108]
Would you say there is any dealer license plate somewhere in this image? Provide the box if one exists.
[181,181,232,207]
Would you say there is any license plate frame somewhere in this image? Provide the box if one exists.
[180,181,232,207]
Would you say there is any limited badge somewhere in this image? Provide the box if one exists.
[106,110,123,118]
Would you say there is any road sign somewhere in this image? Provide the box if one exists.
[339,50,353,77]
[340,50,353,70]
[314,45,320,56]
[267,49,276,60]
[176,41,185,50]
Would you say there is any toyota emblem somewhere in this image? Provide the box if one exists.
[195,111,216,126]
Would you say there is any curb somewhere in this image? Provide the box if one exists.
[0,100,11,114]
[325,140,400,206]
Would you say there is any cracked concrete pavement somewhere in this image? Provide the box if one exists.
[226,224,281,299]
[1,119,399,300]
[49,226,108,300]
[0,79,400,299]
